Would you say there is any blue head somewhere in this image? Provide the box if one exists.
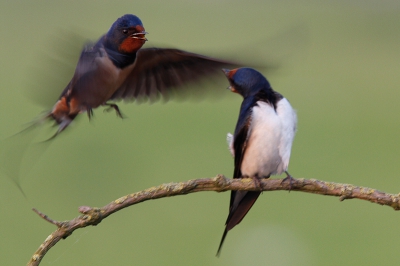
[222,68,272,98]
[104,14,148,54]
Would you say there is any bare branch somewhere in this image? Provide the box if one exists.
[27,175,400,266]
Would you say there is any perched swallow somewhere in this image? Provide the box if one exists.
[36,14,241,139]
[217,68,297,255]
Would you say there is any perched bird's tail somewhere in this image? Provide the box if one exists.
[217,191,261,256]
[216,228,229,257]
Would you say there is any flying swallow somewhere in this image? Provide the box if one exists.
[34,14,243,139]
[216,67,297,256]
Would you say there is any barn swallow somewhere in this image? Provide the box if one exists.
[216,68,297,256]
[36,14,240,139]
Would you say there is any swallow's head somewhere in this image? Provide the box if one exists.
[105,14,148,54]
[222,68,272,98]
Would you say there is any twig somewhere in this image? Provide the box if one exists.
[27,175,400,266]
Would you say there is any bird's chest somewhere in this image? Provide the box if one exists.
[76,56,134,108]
[96,56,133,92]
[241,102,283,177]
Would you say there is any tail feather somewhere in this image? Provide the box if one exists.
[45,116,73,141]
[1,126,44,196]
[226,191,261,231]
[216,228,228,257]
[217,191,261,256]
[0,112,62,196]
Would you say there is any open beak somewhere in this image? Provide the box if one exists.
[221,69,237,92]
[131,31,148,41]
[222,68,231,77]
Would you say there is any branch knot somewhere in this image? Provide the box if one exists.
[214,174,229,191]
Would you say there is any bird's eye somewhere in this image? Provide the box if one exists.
[122,29,128,34]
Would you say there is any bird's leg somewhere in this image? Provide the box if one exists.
[281,171,294,192]
[251,174,264,191]
[87,108,94,120]
[103,102,124,118]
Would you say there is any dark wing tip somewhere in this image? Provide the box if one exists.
[110,47,241,103]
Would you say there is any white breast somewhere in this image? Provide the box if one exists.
[229,99,297,177]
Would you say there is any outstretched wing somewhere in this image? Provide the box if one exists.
[110,47,239,102]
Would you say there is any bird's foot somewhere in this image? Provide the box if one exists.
[87,108,94,120]
[103,103,124,118]
[251,174,267,191]
[281,171,294,192]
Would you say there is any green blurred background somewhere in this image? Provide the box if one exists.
[1,0,400,265]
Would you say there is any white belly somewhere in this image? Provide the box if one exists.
[235,99,297,177]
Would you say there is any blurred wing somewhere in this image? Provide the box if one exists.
[57,41,101,97]
[74,42,102,77]
[109,48,239,102]
[22,31,89,107]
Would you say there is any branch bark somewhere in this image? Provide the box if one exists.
[27,175,400,266]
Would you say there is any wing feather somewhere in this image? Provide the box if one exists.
[109,47,239,102]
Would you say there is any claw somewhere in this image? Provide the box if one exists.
[250,174,270,191]
[281,171,294,192]
[103,103,124,118]
[87,108,94,120]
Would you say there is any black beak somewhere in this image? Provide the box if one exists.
[222,68,230,77]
